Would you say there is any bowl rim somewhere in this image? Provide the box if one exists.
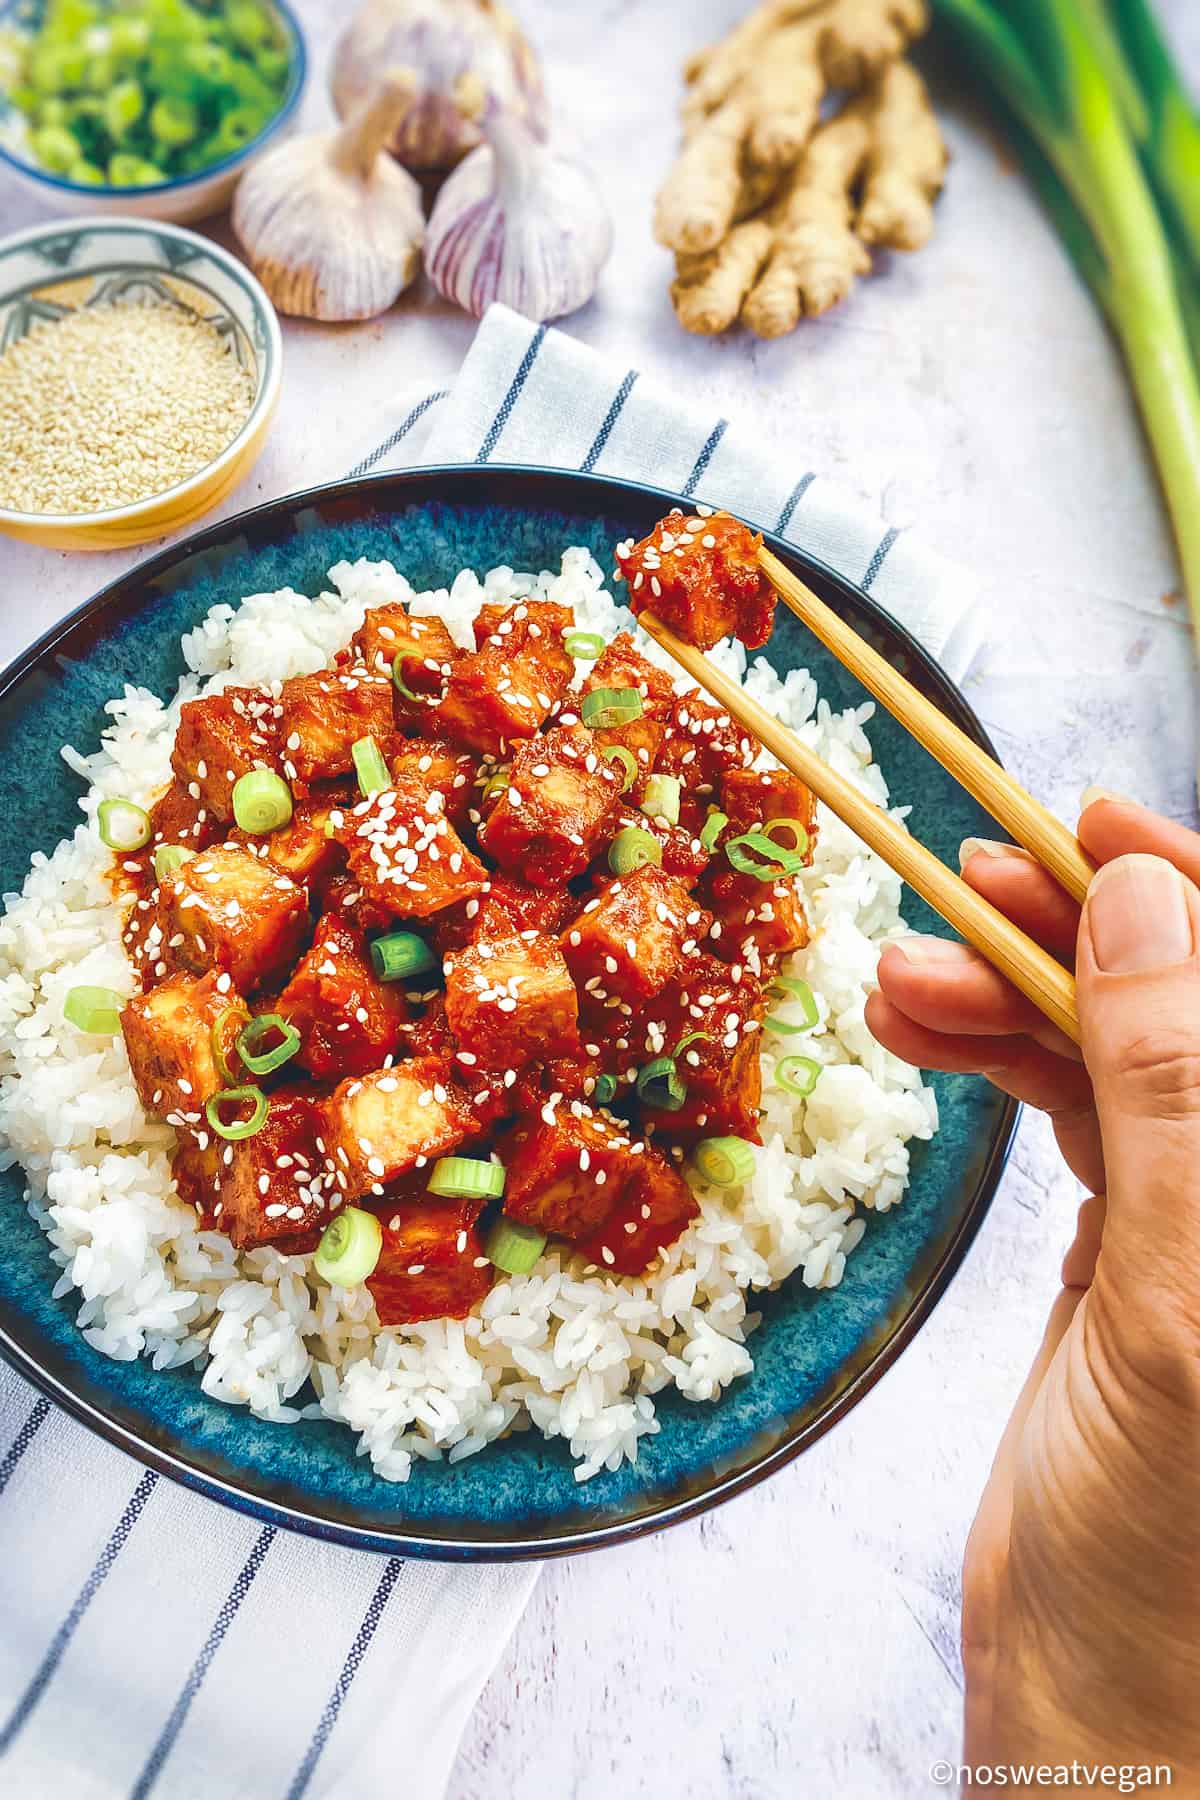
[0,0,307,198]
[0,463,1021,1560]
[0,213,283,529]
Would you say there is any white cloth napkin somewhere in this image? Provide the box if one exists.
[0,301,980,1800]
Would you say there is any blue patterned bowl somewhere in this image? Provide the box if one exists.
[0,468,1016,1559]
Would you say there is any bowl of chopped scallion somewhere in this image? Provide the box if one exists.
[0,0,306,223]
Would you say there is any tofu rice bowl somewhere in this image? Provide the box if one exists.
[0,511,937,1484]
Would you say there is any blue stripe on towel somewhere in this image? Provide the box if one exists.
[683,420,728,496]
[580,371,638,473]
[129,1527,277,1800]
[0,1400,50,1499]
[0,1470,158,1755]
[775,474,816,536]
[476,326,548,463]
[862,528,901,591]
[284,1557,405,1800]
[347,391,449,480]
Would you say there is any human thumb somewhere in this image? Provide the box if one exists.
[1077,852,1200,1319]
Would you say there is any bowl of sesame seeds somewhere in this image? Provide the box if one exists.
[0,214,282,549]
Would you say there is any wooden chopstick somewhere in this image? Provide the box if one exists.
[637,609,1081,1046]
[757,547,1096,906]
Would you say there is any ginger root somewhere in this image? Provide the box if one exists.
[658,2,947,336]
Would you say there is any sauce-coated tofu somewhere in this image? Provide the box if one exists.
[148,777,221,856]
[323,1056,472,1200]
[561,866,710,1006]
[171,687,280,823]
[501,1105,640,1241]
[279,665,396,784]
[121,969,238,1124]
[615,510,775,652]
[445,930,579,1070]
[575,1147,698,1275]
[479,727,622,884]
[630,953,767,1139]
[719,767,817,853]
[278,914,410,1079]
[354,604,461,688]
[171,1134,222,1226]
[229,790,347,885]
[656,691,755,801]
[158,846,310,993]
[581,632,676,720]
[214,1085,333,1253]
[389,738,477,828]
[705,869,810,968]
[367,1198,492,1326]
[337,779,487,919]
[433,602,574,756]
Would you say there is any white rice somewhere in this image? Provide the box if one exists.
[0,548,937,1484]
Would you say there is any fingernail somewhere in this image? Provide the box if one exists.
[958,837,1031,871]
[1080,784,1136,811]
[892,935,976,964]
[1087,854,1194,973]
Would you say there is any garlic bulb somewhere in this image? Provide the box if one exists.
[232,72,425,323]
[425,112,613,322]
[331,0,545,173]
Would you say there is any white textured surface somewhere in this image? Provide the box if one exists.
[1,3,1198,1795]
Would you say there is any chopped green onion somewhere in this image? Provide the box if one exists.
[153,844,194,882]
[640,774,681,824]
[232,769,292,834]
[352,736,390,799]
[563,630,606,660]
[699,809,728,853]
[485,1216,547,1275]
[314,1207,383,1288]
[692,1136,755,1188]
[211,1004,251,1083]
[761,816,810,858]
[724,830,806,880]
[609,826,662,875]
[601,744,638,791]
[205,1085,269,1142]
[674,1029,713,1058]
[765,976,819,1032]
[370,931,436,983]
[775,1055,822,1098]
[104,77,143,140]
[236,1013,301,1076]
[97,797,151,852]
[64,985,124,1034]
[582,687,644,729]
[592,1072,618,1105]
[392,653,425,704]
[636,1055,687,1111]
[427,1156,507,1200]
[481,765,511,804]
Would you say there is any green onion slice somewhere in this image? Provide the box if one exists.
[761,816,810,858]
[693,1136,755,1188]
[427,1156,507,1200]
[765,976,819,1032]
[232,769,292,834]
[352,735,390,798]
[205,1085,269,1142]
[592,1072,618,1105]
[391,653,426,704]
[97,797,151,852]
[236,1013,301,1076]
[370,931,436,983]
[775,1055,822,1098]
[64,985,125,1034]
[153,843,194,882]
[481,765,511,804]
[636,1055,687,1111]
[601,744,638,791]
[724,830,806,880]
[211,1004,251,1082]
[609,826,662,875]
[640,774,681,824]
[699,809,728,853]
[674,1029,713,1058]
[486,1216,547,1276]
[314,1207,383,1288]
[563,630,606,660]
[582,686,644,729]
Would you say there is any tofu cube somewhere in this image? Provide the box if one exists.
[561,866,710,1007]
[389,737,477,828]
[445,930,579,1070]
[354,604,461,689]
[501,1104,637,1241]
[581,632,677,720]
[615,511,775,652]
[229,790,348,886]
[367,1198,493,1326]
[479,727,622,884]
[629,953,766,1139]
[590,713,666,805]
[575,1147,698,1275]
[214,1085,333,1253]
[158,846,311,993]
[147,777,221,857]
[433,603,574,756]
[323,1056,472,1200]
[278,914,410,1079]
[337,779,488,919]
[705,868,810,969]
[278,664,396,784]
[656,691,755,801]
[171,1133,223,1225]
[171,687,280,823]
[121,969,238,1124]
[719,767,817,855]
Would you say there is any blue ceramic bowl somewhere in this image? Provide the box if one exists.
[0,468,1016,1559]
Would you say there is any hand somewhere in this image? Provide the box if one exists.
[866,795,1200,1782]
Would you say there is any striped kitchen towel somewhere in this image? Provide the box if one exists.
[345,302,981,680]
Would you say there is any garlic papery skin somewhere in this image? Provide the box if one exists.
[425,113,613,322]
[331,0,546,173]
[232,73,425,323]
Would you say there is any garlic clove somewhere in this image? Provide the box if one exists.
[232,72,425,323]
[331,0,546,173]
[425,112,613,322]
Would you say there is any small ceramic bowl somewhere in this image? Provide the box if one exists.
[0,215,283,551]
[0,0,306,224]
